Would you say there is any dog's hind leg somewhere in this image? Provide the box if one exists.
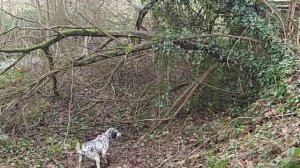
[86,151,101,168]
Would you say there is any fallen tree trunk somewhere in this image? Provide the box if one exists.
[0,29,154,53]
[148,62,220,134]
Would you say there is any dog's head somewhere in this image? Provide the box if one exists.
[106,127,121,139]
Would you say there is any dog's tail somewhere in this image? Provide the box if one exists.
[76,141,81,154]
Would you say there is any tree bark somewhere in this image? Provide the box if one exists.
[287,0,297,39]
[0,0,3,32]
[43,47,59,96]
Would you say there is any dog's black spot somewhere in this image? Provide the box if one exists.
[111,132,117,139]
[90,164,97,168]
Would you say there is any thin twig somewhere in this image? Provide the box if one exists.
[135,62,219,146]
[184,117,252,163]
[75,57,125,115]
[259,0,287,41]
[63,61,74,146]
[0,8,42,26]
[77,12,124,45]
[0,53,27,76]
[200,81,241,94]
[154,139,181,168]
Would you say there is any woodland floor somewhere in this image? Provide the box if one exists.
[55,112,216,168]
[0,111,234,168]
[1,106,300,168]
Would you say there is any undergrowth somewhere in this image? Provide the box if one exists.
[0,132,78,167]
[151,0,299,167]
[0,0,299,167]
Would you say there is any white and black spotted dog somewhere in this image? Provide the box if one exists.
[76,128,121,168]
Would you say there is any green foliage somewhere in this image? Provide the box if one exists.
[0,137,50,167]
[271,147,300,168]
[0,135,78,167]
[46,136,77,156]
[208,158,229,168]
[0,69,28,88]
[125,43,135,55]
[26,98,48,125]
[151,0,296,114]
[152,34,184,109]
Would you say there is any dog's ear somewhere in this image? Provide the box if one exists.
[111,132,117,139]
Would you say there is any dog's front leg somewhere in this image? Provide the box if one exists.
[78,154,82,168]
[102,149,108,165]
[102,154,108,165]
[95,155,101,168]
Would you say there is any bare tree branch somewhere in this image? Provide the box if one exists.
[0,8,42,26]
[135,0,158,31]
[77,12,124,45]
[0,29,154,53]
